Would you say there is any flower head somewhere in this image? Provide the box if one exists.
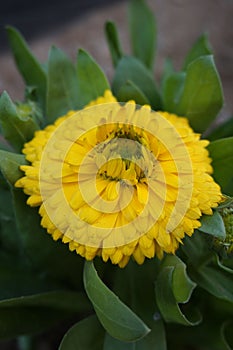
[15,90,222,267]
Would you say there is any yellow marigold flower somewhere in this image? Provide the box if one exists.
[15,90,222,268]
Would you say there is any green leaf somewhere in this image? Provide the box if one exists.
[0,185,24,265]
[0,291,91,339]
[103,320,166,350]
[0,138,12,152]
[6,26,47,110]
[190,254,233,303]
[199,211,226,239]
[162,72,186,112]
[181,232,233,302]
[116,80,149,105]
[110,260,166,349]
[183,34,213,70]
[0,92,39,151]
[59,315,104,350]
[0,150,27,186]
[12,190,84,288]
[208,137,233,195]
[112,56,161,109]
[180,230,212,266]
[208,117,233,141]
[176,55,223,132]
[83,261,150,342]
[105,22,124,67]
[155,255,201,326]
[76,49,110,108]
[46,46,78,122]
[128,0,156,70]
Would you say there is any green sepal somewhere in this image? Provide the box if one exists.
[0,92,40,152]
[128,0,156,70]
[59,315,104,350]
[199,211,226,239]
[155,255,201,326]
[46,46,78,122]
[112,56,161,109]
[6,26,47,110]
[76,49,110,108]
[217,195,233,210]
[116,80,150,105]
[16,100,44,128]
[105,22,124,68]
[183,34,213,70]
[176,55,223,132]
[0,291,91,339]
[0,150,27,186]
[208,137,233,195]
[83,261,150,342]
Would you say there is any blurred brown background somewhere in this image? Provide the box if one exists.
[0,0,232,117]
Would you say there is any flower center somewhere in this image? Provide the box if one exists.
[94,125,155,186]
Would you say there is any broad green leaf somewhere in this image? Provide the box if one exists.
[0,139,12,152]
[103,320,166,350]
[190,253,233,303]
[0,186,23,264]
[0,92,39,151]
[112,56,161,109]
[0,150,27,186]
[12,190,84,288]
[76,49,110,108]
[116,80,149,105]
[0,290,90,311]
[83,261,150,342]
[46,46,78,122]
[6,26,47,110]
[208,117,233,141]
[176,55,223,132]
[105,22,124,67]
[128,0,156,70]
[111,260,166,349]
[155,255,200,326]
[183,34,212,70]
[199,211,226,239]
[161,255,196,303]
[0,291,90,339]
[165,318,233,350]
[162,72,186,112]
[59,315,104,350]
[0,264,59,301]
[208,137,233,195]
